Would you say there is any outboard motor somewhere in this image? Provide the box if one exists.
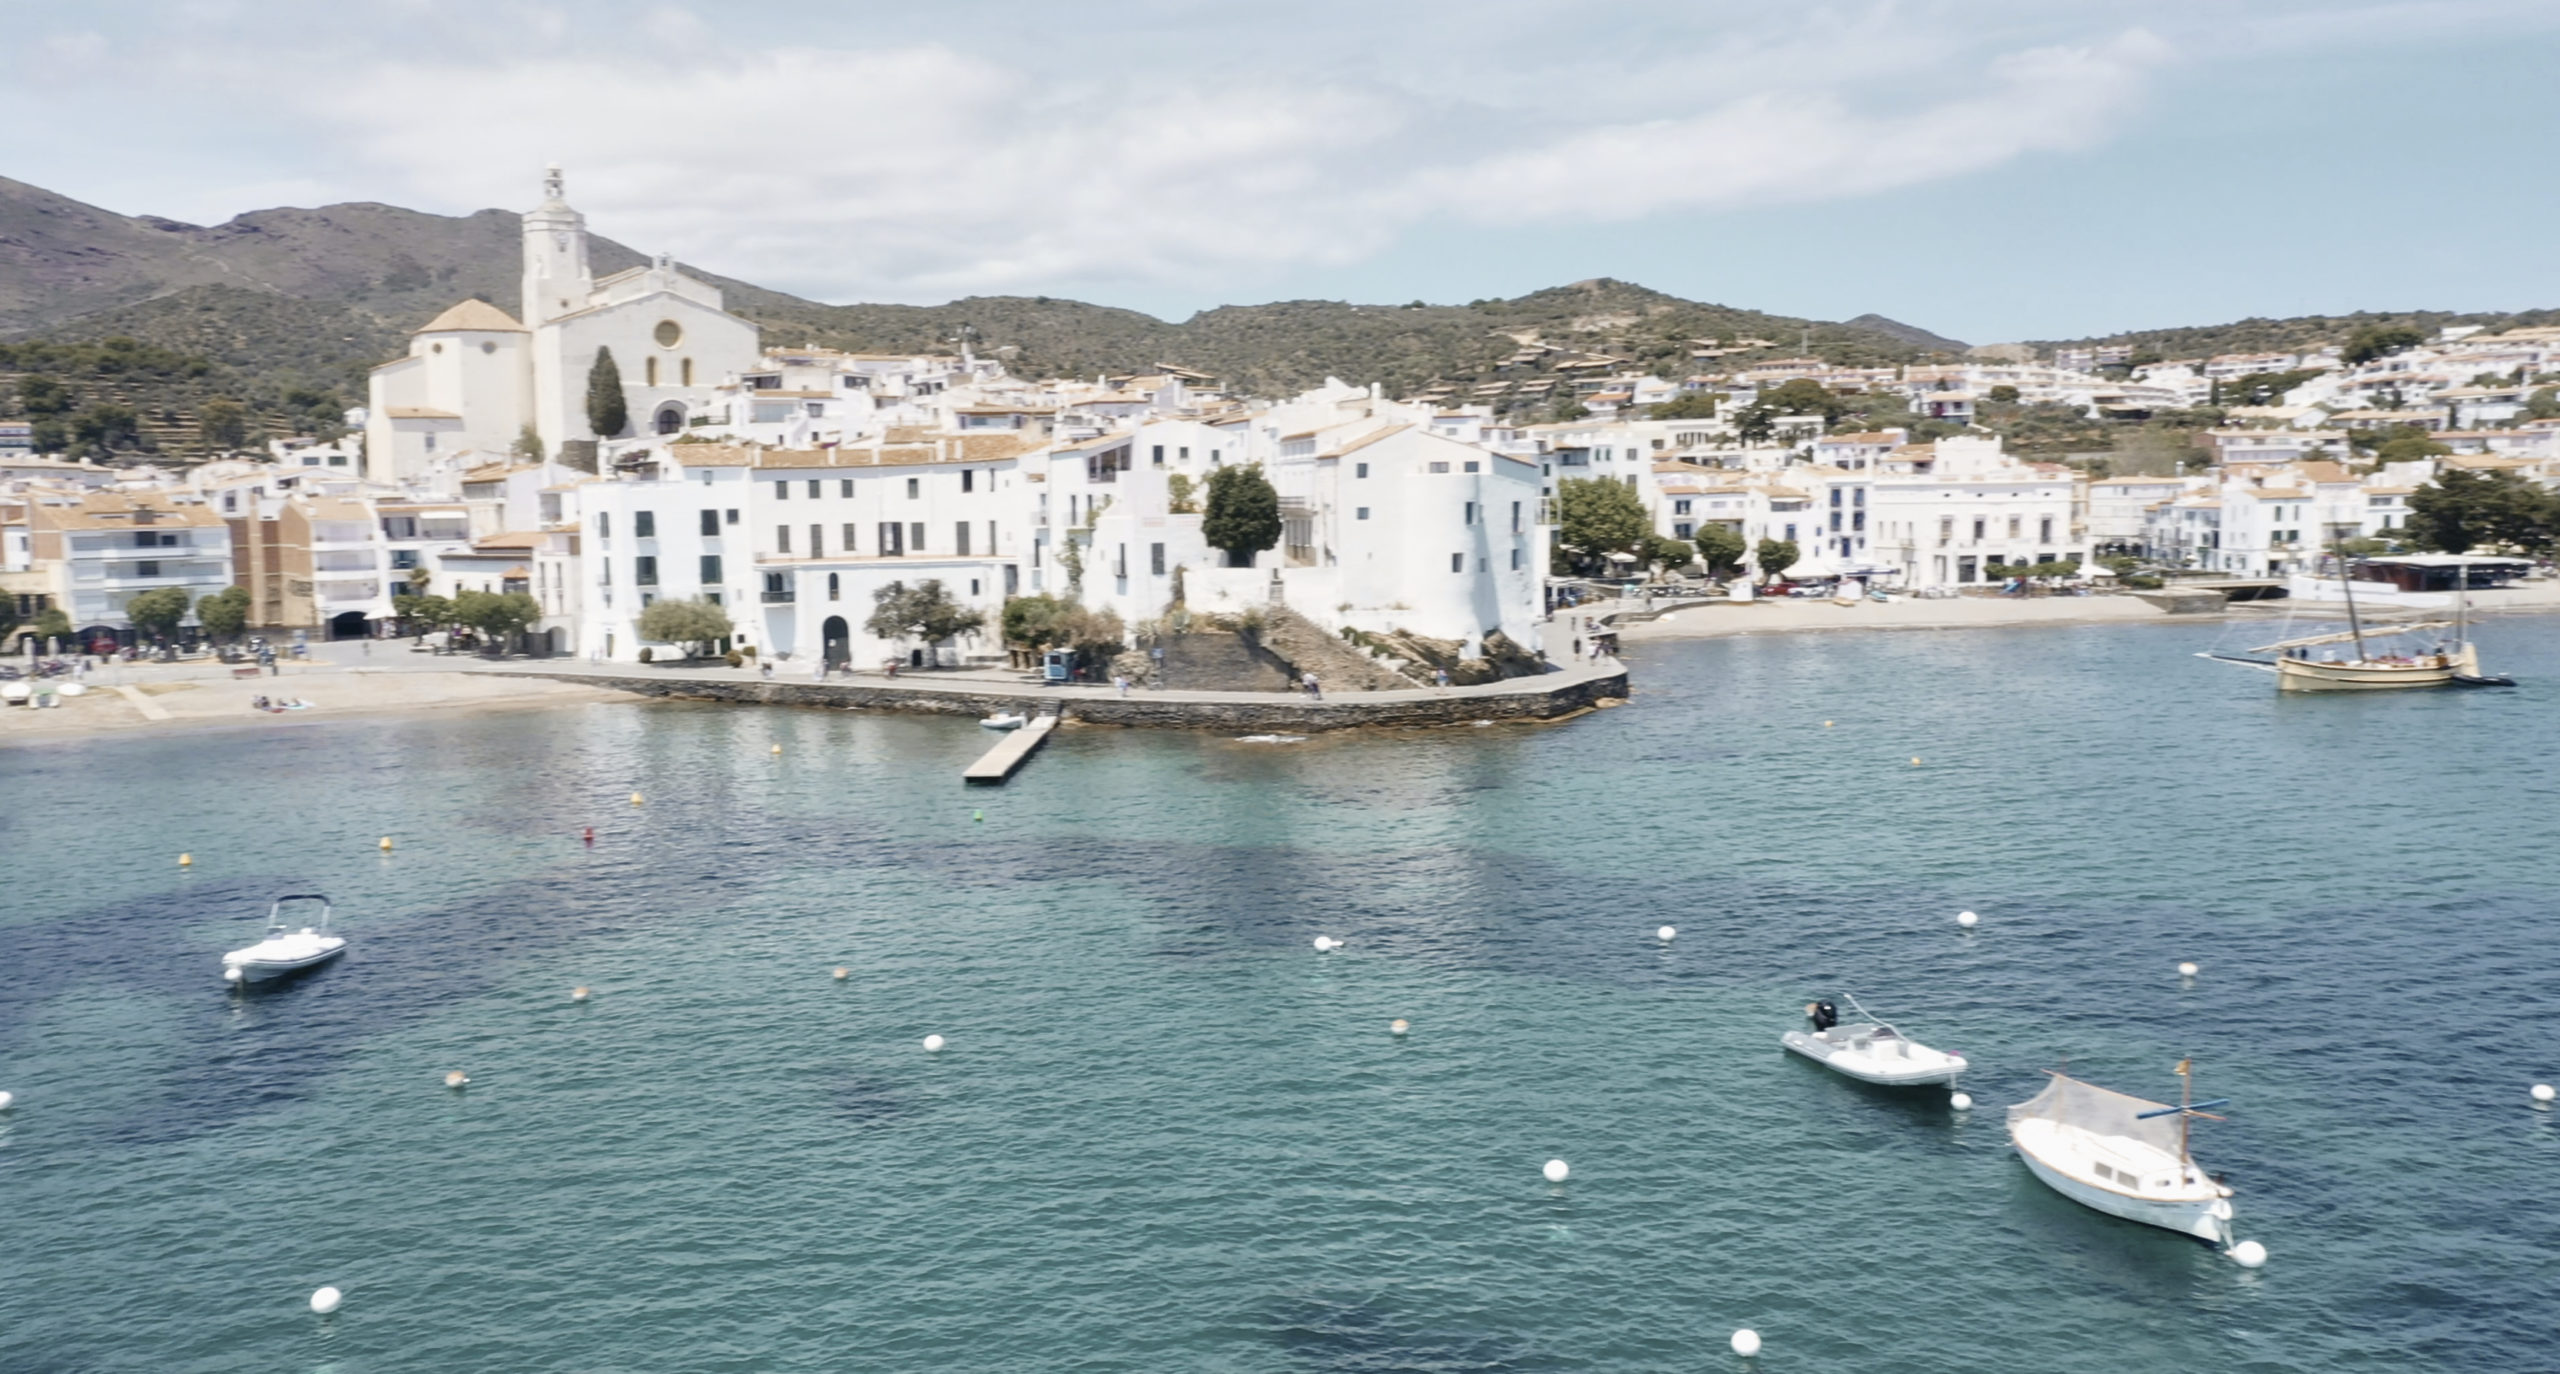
[1809,999,1838,1032]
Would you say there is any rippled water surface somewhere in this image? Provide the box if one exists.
[5,616,2558,1372]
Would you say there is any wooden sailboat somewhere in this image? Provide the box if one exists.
[2202,541,2504,691]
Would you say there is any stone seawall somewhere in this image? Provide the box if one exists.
[494,666,1628,732]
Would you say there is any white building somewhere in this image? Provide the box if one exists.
[1863,436,2088,589]
[23,490,234,641]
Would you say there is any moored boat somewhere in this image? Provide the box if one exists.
[980,712,1027,730]
[1781,995,1968,1087]
[221,894,347,985]
[2007,1063,2234,1246]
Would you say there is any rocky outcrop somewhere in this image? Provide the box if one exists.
[1354,627,1547,685]
[1245,607,1423,691]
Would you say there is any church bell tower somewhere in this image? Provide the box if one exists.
[522,163,591,328]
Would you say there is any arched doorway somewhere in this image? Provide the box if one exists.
[654,404,685,435]
[329,610,370,641]
[821,615,850,668]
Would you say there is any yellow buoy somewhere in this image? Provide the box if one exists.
[1824,720,1833,728]
[629,791,644,806]
[178,853,193,867]
[378,836,394,852]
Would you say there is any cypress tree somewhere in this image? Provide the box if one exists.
[585,346,628,438]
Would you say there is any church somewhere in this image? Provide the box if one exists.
[366,167,761,484]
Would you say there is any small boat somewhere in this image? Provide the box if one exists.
[1781,995,1968,1087]
[2007,1061,2235,1246]
[221,894,347,985]
[979,712,1027,730]
[1236,734,1307,744]
[2201,548,2499,691]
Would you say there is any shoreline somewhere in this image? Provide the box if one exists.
[0,667,633,747]
[1616,582,2560,642]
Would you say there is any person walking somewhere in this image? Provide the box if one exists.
[1433,666,1451,689]
[1114,674,1129,697]
[1303,671,1322,701]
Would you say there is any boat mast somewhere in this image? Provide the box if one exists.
[2330,526,2368,661]
[2176,1058,2193,1164]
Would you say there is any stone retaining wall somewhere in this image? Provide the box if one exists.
[498,668,1628,732]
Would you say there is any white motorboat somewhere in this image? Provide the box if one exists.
[2007,1063,2235,1246]
[980,712,1027,730]
[221,894,347,985]
[1781,995,1968,1087]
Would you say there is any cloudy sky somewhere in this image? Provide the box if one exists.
[8,0,2558,341]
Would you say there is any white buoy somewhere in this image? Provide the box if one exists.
[1656,925,1677,942]
[309,1286,342,1314]
[443,1071,469,1090]
[571,986,591,1003]
[922,1034,945,1053]
[2179,961,2199,978]
[831,967,849,981]
[1390,1019,1409,1036]
[770,744,782,755]
[1312,935,1337,952]
[0,1090,13,1110]
[2533,1083,2555,1103]
[1950,1091,1973,1111]
[1730,1328,1761,1357]
[1956,910,1979,929]
[2229,1239,2267,1268]
[1541,1158,1569,1184]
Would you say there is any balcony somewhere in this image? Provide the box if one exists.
[760,589,796,603]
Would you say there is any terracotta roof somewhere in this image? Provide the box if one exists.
[472,531,543,551]
[416,299,527,334]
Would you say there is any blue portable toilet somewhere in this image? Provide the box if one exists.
[1042,649,1074,684]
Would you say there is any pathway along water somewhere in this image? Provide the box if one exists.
[2,616,2555,1372]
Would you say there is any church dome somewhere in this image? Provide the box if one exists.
[417,299,528,334]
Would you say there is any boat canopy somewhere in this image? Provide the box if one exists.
[2250,620,2453,654]
[2007,1072,2188,1159]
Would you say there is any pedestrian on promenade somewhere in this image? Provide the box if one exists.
[1114,674,1129,697]
[1434,666,1451,689]
[760,659,774,680]
[1303,671,1322,701]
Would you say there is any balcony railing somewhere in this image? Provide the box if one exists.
[760,589,796,603]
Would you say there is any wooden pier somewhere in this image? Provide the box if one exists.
[963,714,1058,784]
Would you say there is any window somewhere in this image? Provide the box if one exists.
[635,556,658,586]
[878,522,904,555]
[1451,552,1465,573]
[2039,516,2054,543]
[1115,544,1127,577]
[906,478,920,499]
[1830,488,1843,508]
[803,480,817,498]
[1179,447,1189,461]
[700,509,719,536]
[725,509,739,525]
[775,481,789,500]
[956,522,972,557]
[1356,463,1369,478]
[1784,523,1797,542]
[909,522,925,551]
[705,590,722,606]
[2007,516,2022,538]
[1464,461,1480,473]
[809,524,823,557]
[1150,542,1166,575]
[827,572,840,600]
[1428,461,1450,473]
[1675,523,1694,538]
[842,523,857,552]
[423,433,435,451]
[681,358,693,386]
[1210,449,1221,465]
[1971,518,1985,540]
[645,357,658,386]
[654,320,683,347]
[1512,501,1523,533]
[1151,445,1164,466]
[1511,548,1523,570]
[699,555,722,585]
[840,480,853,497]
[1938,516,1952,542]
[1674,499,1692,515]
[1356,507,1370,520]
[777,526,791,553]
[598,513,611,539]
[635,511,655,538]
[962,469,976,493]
[1463,501,1479,525]
[1853,488,1866,507]
[136,560,159,577]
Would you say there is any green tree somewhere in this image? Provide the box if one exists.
[1754,538,1802,581]
[865,579,984,655]
[0,597,19,643]
[400,593,456,642]
[585,346,628,439]
[197,399,250,452]
[1165,471,1199,514]
[72,403,144,455]
[1001,593,1073,651]
[454,589,542,651]
[1647,391,1721,420]
[195,585,251,642]
[2373,426,2452,465]
[1732,403,1779,444]
[2405,469,2559,555]
[125,585,191,640]
[512,425,547,462]
[2524,386,2560,421]
[16,375,72,416]
[637,595,733,658]
[1644,534,1699,569]
[1201,463,1281,567]
[1985,384,2022,404]
[1761,378,1846,423]
[1552,476,1651,573]
[1548,399,1591,422]
[1691,522,1746,576]
[2343,324,2426,365]
[29,606,74,646]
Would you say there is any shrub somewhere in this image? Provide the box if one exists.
[638,646,654,663]
[725,649,743,668]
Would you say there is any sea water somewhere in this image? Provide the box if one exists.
[3,617,2556,1372]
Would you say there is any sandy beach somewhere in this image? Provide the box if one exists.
[0,660,633,745]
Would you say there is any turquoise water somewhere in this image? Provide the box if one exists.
[4,617,2557,1372]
